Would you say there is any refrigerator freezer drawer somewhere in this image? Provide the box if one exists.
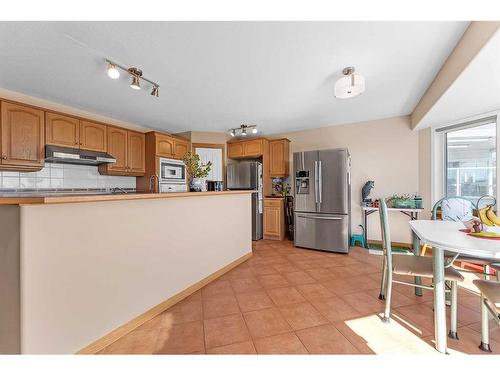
[294,212,349,253]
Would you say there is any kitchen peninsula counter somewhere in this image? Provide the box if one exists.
[0,190,255,205]
[0,190,253,354]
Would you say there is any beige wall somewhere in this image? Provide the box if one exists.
[275,116,419,243]
[19,193,252,353]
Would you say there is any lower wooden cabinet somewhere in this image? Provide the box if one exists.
[263,198,285,240]
[0,101,45,170]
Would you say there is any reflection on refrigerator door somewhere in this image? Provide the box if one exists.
[227,160,263,240]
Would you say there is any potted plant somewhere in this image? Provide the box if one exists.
[182,152,212,192]
[390,194,415,209]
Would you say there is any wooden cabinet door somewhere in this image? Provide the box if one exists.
[155,134,174,158]
[80,120,107,152]
[127,131,145,175]
[1,102,45,168]
[227,142,244,158]
[173,139,189,160]
[269,139,289,177]
[45,112,80,148]
[263,206,281,238]
[106,127,128,172]
[243,139,263,157]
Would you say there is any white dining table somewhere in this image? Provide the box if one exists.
[409,220,500,354]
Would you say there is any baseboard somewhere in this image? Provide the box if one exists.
[76,251,253,354]
[367,240,412,249]
[366,240,412,256]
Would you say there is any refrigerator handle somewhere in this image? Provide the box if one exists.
[314,160,318,203]
[318,160,322,203]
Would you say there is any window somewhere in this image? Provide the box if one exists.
[445,121,496,201]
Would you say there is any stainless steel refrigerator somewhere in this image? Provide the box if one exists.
[294,148,351,253]
[227,160,263,240]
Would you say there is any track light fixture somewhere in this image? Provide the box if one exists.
[105,59,160,97]
[151,85,159,97]
[228,124,258,137]
[107,63,120,79]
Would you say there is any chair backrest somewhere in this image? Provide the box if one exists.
[379,198,393,265]
[431,196,477,221]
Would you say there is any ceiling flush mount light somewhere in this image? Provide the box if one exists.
[105,59,160,97]
[228,124,258,137]
[334,66,365,99]
[107,63,120,79]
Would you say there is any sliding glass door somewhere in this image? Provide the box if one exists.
[445,120,496,201]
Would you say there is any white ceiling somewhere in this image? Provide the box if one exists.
[0,22,468,135]
[416,30,500,129]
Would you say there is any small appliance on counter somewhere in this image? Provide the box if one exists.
[158,157,188,193]
[227,160,263,240]
[207,180,224,191]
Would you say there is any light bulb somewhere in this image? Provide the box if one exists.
[130,76,141,90]
[241,129,247,136]
[252,128,258,134]
[107,63,120,79]
[229,130,235,137]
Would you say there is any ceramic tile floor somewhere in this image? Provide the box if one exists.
[99,240,500,355]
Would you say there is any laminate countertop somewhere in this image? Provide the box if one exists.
[0,190,255,206]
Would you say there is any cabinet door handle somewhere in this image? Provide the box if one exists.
[74,142,78,145]
[2,155,7,160]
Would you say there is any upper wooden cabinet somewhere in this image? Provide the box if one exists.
[148,132,189,160]
[173,139,189,160]
[105,127,128,172]
[156,134,175,158]
[227,142,244,158]
[0,101,45,170]
[127,131,146,174]
[45,112,79,148]
[244,139,264,157]
[46,113,107,152]
[227,138,265,159]
[269,138,290,177]
[99,127,145,176]
[79,120,107,152]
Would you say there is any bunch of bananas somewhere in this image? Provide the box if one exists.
[479,205,500,226]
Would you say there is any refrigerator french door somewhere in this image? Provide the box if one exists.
[294,148,351,253]
[227,161,263,240]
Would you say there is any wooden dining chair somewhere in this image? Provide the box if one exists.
[378,198,464,339]
[472,279,500,352]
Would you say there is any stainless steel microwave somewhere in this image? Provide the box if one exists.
[159,158,187,183]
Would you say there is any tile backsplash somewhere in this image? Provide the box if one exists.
[0,163,136,190]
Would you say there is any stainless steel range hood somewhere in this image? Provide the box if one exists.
[45,145,116,166]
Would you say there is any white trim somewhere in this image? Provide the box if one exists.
[430,109,500,208]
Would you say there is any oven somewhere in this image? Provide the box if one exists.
[159,158,187,184]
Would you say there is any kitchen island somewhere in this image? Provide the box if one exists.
[0,191,253,354]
